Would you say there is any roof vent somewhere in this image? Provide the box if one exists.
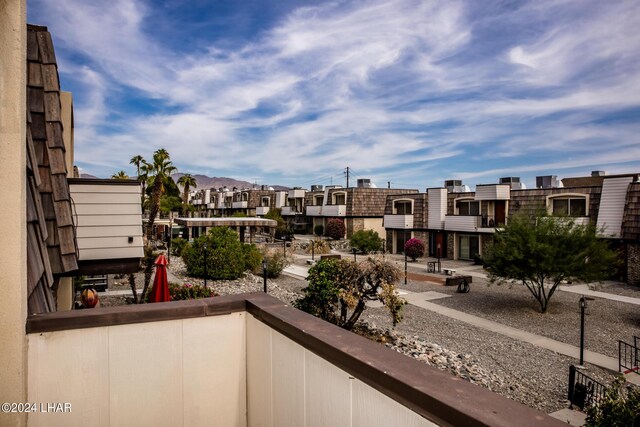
[311,185,324,192]
[591,170,607,177]
[536,175,560,189]
[445,180,468,193]
[499,176,525,190]
[357,178,373,188]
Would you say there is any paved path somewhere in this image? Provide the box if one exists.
[558,284,640,306]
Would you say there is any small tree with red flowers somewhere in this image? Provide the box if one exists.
[404,238,425,261]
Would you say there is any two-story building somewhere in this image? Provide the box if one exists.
[305,181,418,239]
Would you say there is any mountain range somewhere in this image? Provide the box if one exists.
[171,174,289,191]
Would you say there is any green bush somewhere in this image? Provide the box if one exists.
[586,376,640,426]
[253,248,290,278]
[182,227,262,280]
[266,208,292,240]
[168,283,215,301]
[295,258,405,330]
[170,237,188,257]
[350,230,382,254]
[314,225,324,236]
[325,218,345,240]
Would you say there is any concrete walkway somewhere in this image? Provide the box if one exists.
[558,284,640,306]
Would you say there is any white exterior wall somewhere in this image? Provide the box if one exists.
[246,315,435,427]
[70,183,144,260]
[384,215,414,229]
[0,2,28,425]
[427,188,447,230]
[28,313,247,427]
[475,184,510,200]
[596,177,634,238]
[275,191,287,208]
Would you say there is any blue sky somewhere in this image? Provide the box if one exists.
[29,0,640,189]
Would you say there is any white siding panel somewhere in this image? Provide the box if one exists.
[69,184,140,194]
[272,331,305,427]
[475,184,510,200]
[247,315,273,427]
[305,351,351,427]
[77,236,144,249]
[28,328,110,427]
[384,215,414,229]
[109,320,183,427]
[75,225,142,238]
[428,188,447,230]
[596,177,633,238]
[306,206,322,216]
[71,192,140,204]
[73,203,141,215]
[444,215,480,232]
[80,247,144,260]
[76,214,143,227]
[183,314,247,427]
[352,379,436,427]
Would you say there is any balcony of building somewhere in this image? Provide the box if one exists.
[305,205,322,216]
[288,189,306,199]
[383,214,414,229]
[233,201,249,209]
[322,204,346,217]
[281,206,302,216]
[256,206,270,216]
[444,215,482,232]
[25,293,561,427]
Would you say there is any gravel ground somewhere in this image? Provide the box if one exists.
[401,277,640,358]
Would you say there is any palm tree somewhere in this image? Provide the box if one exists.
[177,173,197,213]
[111,170,129,179]
[130,154,147,205]
[142,149,177,241]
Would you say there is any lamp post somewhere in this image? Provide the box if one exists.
[311,240,315,261]
[579,296,594,366]
[352,247,357,262]
[167,212,174,264]
[203,242,208,288]
[262,259,268,293]
[404,230,408,285]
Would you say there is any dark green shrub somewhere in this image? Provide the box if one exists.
[586,376,640,426]
[231,212,247,217]
[171,237,188,257]
[253,249,290,278]
[295,258,405,330]
[168,283,215,301]
[182,227,262,280]
[325,218,345,240]
[404,238,425,261]
[266,208,292,240]
[350,230,382,254]
[314,225,324,236]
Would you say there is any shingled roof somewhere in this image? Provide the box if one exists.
[26,24,78,314]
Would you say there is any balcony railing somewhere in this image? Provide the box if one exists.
[281,206,302,215]
[322,204,346,216]
[305,205,322,216]
[384,214,414,229]
[232,201,248,209]
[25,294,565,427]
[256,206,270,216]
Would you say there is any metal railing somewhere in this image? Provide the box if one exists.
[618,337,640,375]
[568,365,607,411]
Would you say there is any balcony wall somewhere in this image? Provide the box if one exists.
[256,206,270,216]
[322,204,346,216]
[475,184,511,201]
[384,214,414,229]
[306,205,322,216]
[26,294,565,427]
[444,215,481,232]
[288,189,306,198]
[233,201,248,209]
[281,206,300,216]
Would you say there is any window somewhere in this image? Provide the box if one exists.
[261,197,270,207]
[551,197,586,217]
[394,200,412,215]
[242,193,248,202]
[459,235,479,260]
[457,200,479,216]
[314,195,324,206]
[333,193,346,205]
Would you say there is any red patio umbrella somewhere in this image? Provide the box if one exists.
[149,254,170,302]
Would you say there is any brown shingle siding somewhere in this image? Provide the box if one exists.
[622,182,640,241]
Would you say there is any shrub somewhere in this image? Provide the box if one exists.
[168,283,215,301]
[265,208,292,240]
[350,229,382,254]
[170,237,188,257]
[253,248,290,278]
[295,258,405,330]
[586,376,640,426]
[182,227,262,280]
[306,238,331,255]
[325,218,345,240]
[314,225,324,236]
[404,238,425,261]
[231,212,247,217]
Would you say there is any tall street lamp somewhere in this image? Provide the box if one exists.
[579,296,594,366]
[352,247,357,262]
[311,240,315,261]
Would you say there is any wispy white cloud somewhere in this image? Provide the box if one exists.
[29,0,640,187]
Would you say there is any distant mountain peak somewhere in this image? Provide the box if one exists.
[171,173,289,191]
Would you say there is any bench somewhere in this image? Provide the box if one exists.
[443,268,456,276]
[426,261,441,273]
[445,275,472,293]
